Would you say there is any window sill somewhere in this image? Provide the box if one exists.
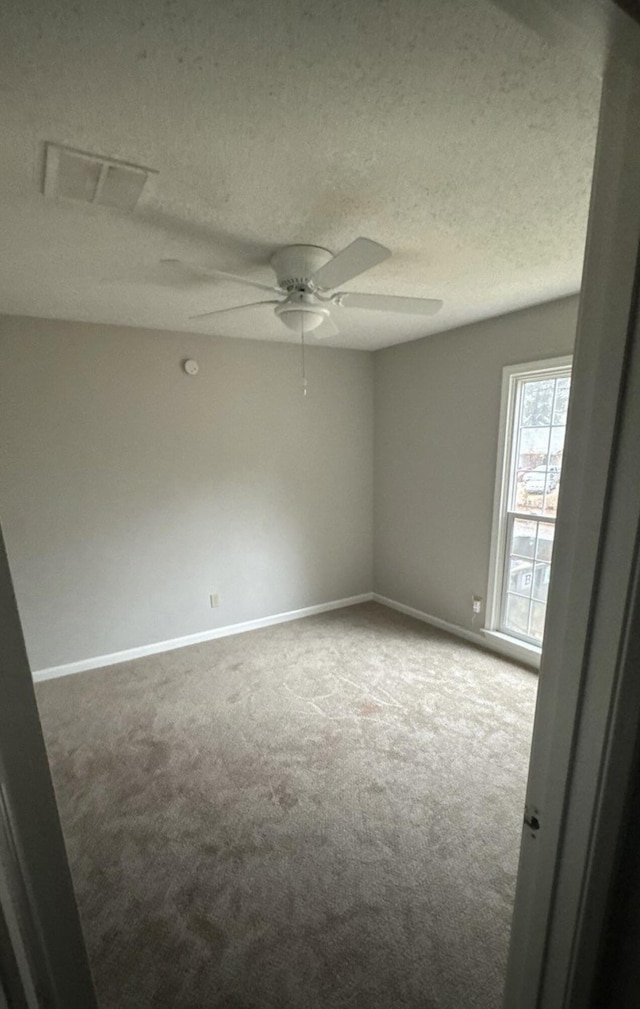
[482,629,542,670]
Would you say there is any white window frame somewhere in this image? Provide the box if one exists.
[484,355,573,661]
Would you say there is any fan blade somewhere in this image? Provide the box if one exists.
[161,258,279,294]
[190,300,279,321]
[338,292,443,316]
[310,238,391,290]
[313,313,339,339]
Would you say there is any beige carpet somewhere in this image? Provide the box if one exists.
[35,602,537,1009]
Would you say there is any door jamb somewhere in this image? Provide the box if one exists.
[504,34,640,1009]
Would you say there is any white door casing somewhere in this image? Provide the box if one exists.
[504,31,640,1009]
[0,527,97,1007]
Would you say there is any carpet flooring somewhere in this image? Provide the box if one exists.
[35,602,537,1009]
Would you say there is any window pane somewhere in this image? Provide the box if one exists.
[508,557,534,595]
[541,427,566,517]
[502,518,554,640]
[505,594,530,636]
[532,562,551,602]
[541,485,559,518]
[512,519,537,558]
[549,426,565,460]
[521,378,555,427]
[520,466,555,514]
[530,600,547,641]
[553,377,571,425]
[515,422,555,515]
[518,426,550,466]
[535,524,555,562]
[514,482,547,516]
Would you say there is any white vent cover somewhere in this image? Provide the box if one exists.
[43,143,156,211]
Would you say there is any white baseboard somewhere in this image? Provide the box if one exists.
[372,593,540,669]
[33,591,538,683]
[32,593,374,683]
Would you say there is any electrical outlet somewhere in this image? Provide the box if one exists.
[209,593,219,608]
[472,595,483,614]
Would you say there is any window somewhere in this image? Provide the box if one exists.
[487,358,572,648]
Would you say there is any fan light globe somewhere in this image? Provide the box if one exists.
[278,308,326,332]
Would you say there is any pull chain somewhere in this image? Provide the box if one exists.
[300,313,307,397]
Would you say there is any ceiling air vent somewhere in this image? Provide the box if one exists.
[43,143,156,211]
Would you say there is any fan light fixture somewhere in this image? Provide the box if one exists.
[170,238,443,341]
[165,239,443,396]
[274,292,329,332]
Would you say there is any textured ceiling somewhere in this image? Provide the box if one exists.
[0,0,602,349]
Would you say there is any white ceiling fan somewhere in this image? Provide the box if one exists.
[162,238,443,339]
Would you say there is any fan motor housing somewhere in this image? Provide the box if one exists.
[270,245,333,291]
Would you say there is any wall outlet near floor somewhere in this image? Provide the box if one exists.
[472,595,483,614]
[209,593,219,608]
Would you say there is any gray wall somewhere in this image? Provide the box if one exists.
[0,297,579,671]
[0,316,373,670]
[373,296,578,630]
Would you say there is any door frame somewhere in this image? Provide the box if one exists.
[0,527,97,1007]
[504,26,640,1008]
